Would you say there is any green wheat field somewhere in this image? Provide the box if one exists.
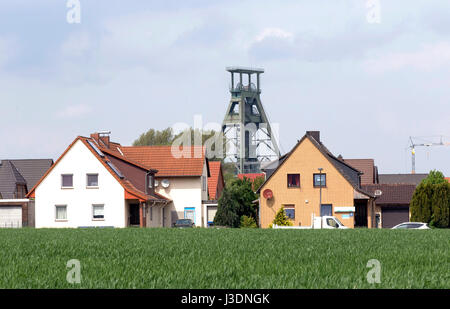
[0,228,448,289]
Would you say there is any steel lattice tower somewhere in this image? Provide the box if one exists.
[222,67,280,174]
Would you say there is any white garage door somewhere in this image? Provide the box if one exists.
[0,206,22,228]
[207,206,218,225]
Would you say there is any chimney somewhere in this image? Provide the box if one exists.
[90,131,111,149]
[306,131,320,143]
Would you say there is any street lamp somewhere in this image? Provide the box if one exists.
[318,168,323,215]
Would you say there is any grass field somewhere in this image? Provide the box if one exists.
[0,228,448,289]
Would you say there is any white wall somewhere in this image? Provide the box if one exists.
[156,177,203,227]
[35,140,126,228]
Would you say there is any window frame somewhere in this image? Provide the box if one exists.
[86,173,99,188]
[55,205,68,221]
[313,173,327,188]
[287,174,300,188]
[92,204,105,221]
[284,205,295,220]
[184,207,196,224]
[61,174,74,189]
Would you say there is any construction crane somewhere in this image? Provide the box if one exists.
[409,136,450,174]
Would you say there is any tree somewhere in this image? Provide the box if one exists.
[431,183,450,228]
[421,170,447,185]
[214,178,258,228]
[411,170,450,228]
[271,207,293,227]
[410,183,433,223]
[133,128,176,146]
[251,176,265,192]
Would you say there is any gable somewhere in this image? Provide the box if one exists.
[260,135,357,193]
[32,139,123,196]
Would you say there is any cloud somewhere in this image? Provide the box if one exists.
[60,32,91,58]
[254,28,294,43]
[364,42,450,73]
[56,104,93,119]
[0,36,17,68]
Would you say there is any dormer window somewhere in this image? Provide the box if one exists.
[147,174,154,191]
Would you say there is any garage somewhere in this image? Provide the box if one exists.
[0,206,22,228]
[381,206,410,228]
[207,206,218,227]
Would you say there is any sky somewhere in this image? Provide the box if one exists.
[0,0,449,175]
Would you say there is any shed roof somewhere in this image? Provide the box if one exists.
[362,184,416,205]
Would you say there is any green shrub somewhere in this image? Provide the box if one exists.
[272,207,293,227]
[431,183,450,228]
[240,216,257,228]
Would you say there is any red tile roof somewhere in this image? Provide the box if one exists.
[238,173,265,181]
[208,161,223,200]
[119,146,206,177]
[446,177,450,183]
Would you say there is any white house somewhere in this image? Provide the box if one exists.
[88,132,220,227]
[27,136,170,228]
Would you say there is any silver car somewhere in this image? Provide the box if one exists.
[392,222,430,229]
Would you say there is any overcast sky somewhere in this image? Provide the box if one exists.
[0,0,449,175]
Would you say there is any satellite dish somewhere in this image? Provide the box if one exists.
[154,180,159,187]
[263,189,273,200]
[161,179,170,188]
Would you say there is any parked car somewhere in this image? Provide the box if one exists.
[173,219,195,228]
[392,222,430,229]
[273,216,348,229]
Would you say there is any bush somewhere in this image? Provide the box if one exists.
[411,170,450,228]
[272,207,293,227]
[431,183,450,228]
[240,216,257,228]
[214,178,258,228]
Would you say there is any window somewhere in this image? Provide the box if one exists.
[55,205,67,221]
[202,176,207,191]
[326,218,339,228]
[284,205,295,220]
[61,174,73,188]
[92,205,104,220]
[87,174,99,187]
[313,173,327,187]
[287,174,300,188]
[148,174,154,189]
[184,207,196,224]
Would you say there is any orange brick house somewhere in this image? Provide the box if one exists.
[258,131,375,229]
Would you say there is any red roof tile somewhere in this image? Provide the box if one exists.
[238,173,265,181]
[119,146,206,177]
[208,161,223,200]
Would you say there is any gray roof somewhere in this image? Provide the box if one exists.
[378,174,428,186]
[0,159,53,199]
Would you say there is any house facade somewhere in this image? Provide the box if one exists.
[90,133,213,227]
[27,136,170,228]
[258,131,375,229]
[0,159,53,227]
